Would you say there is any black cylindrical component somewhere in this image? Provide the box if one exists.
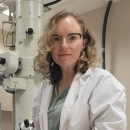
[28,28,33,35]
[102,0,113,69]
[24,119,29,128]
[0,57,6,65]
[32,122,35,128]
[26,28,33,35]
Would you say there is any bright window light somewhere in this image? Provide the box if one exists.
[3,9,9,16]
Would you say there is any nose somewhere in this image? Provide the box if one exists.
[60,38,68,48]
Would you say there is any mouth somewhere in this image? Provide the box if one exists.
[58,54,71,57]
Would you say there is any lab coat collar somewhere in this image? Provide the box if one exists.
[62,68,93,109]
[60,72,81,130]
[80,68,93,81]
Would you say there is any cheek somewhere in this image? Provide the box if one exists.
[71,46,83,60]
[50,48,58,60]
[74,44,84,53]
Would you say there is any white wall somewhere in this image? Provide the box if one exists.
[81,0,130,129]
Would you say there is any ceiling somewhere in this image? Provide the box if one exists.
[0,0,122,31]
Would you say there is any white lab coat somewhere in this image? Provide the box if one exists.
[32,68,127,130]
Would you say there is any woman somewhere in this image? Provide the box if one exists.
[33,10,126,130]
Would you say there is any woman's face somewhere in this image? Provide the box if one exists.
[50,16,86,69]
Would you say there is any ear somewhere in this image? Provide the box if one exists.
[82,39,87,50]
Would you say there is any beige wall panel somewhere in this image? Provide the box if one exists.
[1,111,12,130]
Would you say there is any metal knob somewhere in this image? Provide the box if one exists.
[0,57,6,65]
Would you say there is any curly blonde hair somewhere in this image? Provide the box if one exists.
[35,9,101,84]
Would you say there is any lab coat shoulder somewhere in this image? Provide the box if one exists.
[32,78,51,130]
[88,68,127,130]
[32,78,50,116]
[91,68,126,93]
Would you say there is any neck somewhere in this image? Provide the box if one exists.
[60,66,76,80]
[57,66,76,94]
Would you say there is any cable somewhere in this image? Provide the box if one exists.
[44,0,61,7]
[2,22,15,47]
[2,23,6,47]
[102,0,113,69]
[6,23,14,46]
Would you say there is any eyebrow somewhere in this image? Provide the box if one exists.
[51,33,82,37]
[51,34,61,37]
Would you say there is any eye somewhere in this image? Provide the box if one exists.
[54,37,61,41]
[68,35,77,40]
[52,36,61,42]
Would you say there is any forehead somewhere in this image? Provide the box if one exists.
[53,16,82,34]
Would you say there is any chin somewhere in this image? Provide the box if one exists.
[58,62,76,68]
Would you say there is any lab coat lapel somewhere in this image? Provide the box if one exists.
[39,83,53,130]
[59,68,93,130]
[59,72,83,130]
